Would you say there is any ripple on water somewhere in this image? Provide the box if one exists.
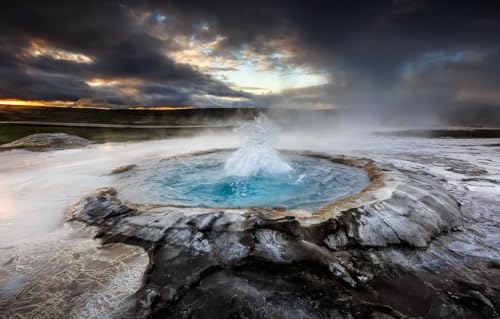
[115,152,370,211]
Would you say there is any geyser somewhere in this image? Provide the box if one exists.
[116,115,369,210]
[224,115,292,176]
[118,151,368,210]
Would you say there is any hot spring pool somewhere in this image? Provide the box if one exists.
[116,152,370,211]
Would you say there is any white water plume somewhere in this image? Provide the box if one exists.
[224,114,292,176]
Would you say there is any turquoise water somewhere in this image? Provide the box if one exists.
[118,152,369,211]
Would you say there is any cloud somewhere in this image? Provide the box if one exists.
[0,0,247,106]
[153,0,500,113]
[1,0,499,115]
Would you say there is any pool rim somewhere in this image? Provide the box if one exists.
[111,148,395,225]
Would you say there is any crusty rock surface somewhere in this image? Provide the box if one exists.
[66,187,134,224]
[110,164,137,175]
[321,168,462,249]
[0,133,91,151]
[62,154,499,319]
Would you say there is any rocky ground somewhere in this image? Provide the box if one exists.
[62,152,495,319]
[0,132,499,318]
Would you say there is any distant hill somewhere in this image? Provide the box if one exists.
[0,105,340,126]
[0,106,261,125]
[2,103,498,128]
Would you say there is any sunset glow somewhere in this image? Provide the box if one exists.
[129,106,192,110]
[0,98,194,110]
[0,98,75,107]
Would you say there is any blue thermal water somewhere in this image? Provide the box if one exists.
[118,152,369,211]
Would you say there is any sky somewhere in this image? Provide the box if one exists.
[0,0,499,112]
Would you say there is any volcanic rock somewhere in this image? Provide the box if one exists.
[62,154,500,319]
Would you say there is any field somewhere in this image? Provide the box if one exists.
[0,123,223,144]
[1,105,500,145]
[0,106,341,144]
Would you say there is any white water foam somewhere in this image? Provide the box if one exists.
[224,114,292,177]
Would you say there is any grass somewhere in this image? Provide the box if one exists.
[0,106,261,125]
[0,123,228,144]
[0,106,343,144]
[0,106,253,144]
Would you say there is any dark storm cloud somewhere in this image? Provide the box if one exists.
[1,0,499,113]
[147,0,500,115]
[0,0,246,105]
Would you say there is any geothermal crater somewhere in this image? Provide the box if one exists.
[114,150,370,211]
[59,117,481,318]
[2,127,498,319]
[64,148,469,318]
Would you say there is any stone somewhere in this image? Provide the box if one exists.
[110,164,137,174]
[0,133,91,151]
[61,154,499,318]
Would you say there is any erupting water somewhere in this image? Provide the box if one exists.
[224,114,292,176]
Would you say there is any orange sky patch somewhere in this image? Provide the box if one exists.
[0,98,192,110]
[0,98,76,107]
[128,106,192,110]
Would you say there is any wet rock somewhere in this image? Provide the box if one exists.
[66,187,134,224]
[0,133,91,151]
[324,229,349,250]
[110,164,137,175]
[318,165,462,249]
[0,226,149,319]
[63,154,500,319]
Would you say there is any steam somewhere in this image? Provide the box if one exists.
[224,114,292,176]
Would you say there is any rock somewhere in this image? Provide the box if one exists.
[65,187,134,224]
[0,133,91,151]
[63,154,500,319]
[110,164,137,175]
[317,164,463,249]
[324,229,349,250]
